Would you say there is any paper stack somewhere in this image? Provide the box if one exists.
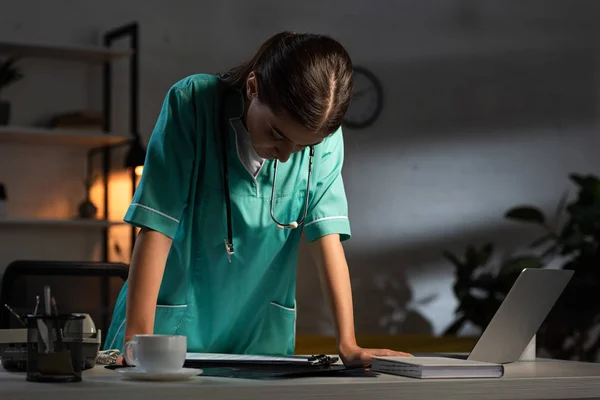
[371,356,504,379]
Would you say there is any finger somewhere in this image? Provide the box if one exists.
[371,348,413,357]
[392,350,413,357]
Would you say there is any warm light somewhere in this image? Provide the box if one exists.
[135,166,144,176]
[89,169,138,262]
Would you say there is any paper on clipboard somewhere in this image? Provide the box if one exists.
[185,353,338,366]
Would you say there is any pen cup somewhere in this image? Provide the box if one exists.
[26,314,85,382]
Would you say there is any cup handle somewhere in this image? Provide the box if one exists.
[123,340,137,366]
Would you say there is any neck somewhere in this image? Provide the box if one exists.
[242,93,250,131]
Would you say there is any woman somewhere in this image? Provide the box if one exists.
[105,31,411,367]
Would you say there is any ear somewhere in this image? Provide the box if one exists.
[246,71,258,100]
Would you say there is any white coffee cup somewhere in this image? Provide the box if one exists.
[124,334,187,372]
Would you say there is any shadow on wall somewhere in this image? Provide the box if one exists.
[345,251,436,336]
[296,217,546,337]
[295,238,435,336]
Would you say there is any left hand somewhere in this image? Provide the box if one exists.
[339,343,413,368]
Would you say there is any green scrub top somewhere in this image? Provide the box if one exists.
[104,74,351,355]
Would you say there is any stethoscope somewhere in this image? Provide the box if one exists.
[218,82,314,262]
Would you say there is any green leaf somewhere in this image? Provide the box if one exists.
[0,56,24,92]
[478,243,494,266]
[442,250,463,270]
[500,255,543,276]
[569,174,600,200]
[465,245,478,266]
[505,206,546,225]
[561,231,586,253]
[453,281,469,299]
[569,173,587,187]
[554,189,570,222]
[469,275,496,292]
[529,233,555,248]
[443,315,467,336]
[541,244,559,260]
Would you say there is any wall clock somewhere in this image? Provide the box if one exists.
[343,66,384,129]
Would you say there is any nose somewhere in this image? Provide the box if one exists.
[275,142,295,163]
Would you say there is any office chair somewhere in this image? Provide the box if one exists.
[0,260,129,348]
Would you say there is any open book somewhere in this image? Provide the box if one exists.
[371,356,504,379]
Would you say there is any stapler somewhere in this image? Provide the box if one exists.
[0,313,101,371]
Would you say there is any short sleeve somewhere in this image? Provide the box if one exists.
[123,84,196,239]
[303,127,351,242]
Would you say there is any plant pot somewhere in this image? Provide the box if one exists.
[0,101,10,125]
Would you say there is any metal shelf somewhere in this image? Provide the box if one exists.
[0,22,140,262]
[0,218,126,228]
[0,125,130,147]
[0,40,131,64]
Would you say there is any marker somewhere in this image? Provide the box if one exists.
[4,303,25,326]
[33,295,40,315]
[44,286,51,316]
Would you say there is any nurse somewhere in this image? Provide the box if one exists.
[105,31,411,367]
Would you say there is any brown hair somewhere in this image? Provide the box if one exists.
[220,31,354,136]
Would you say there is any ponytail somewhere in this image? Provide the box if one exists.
[219,31,297,89]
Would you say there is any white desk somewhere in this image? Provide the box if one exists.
[2,359,600,400]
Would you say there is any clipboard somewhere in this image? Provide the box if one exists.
[183,353,339,369]
[199,365,375,380]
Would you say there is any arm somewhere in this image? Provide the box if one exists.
[305,129,411,367]
[119,80,197,346]
[308,233,357,350]
[123,227,173,345]
[308,233,412,367]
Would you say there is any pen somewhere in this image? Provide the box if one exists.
[33,295,39,315]
[4,303,25,327]
[51,297,64,349]
[51,297,59,316]
[44,286,51,316]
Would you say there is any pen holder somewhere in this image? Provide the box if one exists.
[26,314,85,382]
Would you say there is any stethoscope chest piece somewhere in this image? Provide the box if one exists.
[224,239,234,263]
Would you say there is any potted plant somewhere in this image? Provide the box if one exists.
[443,173,600,361]
[0,57,24,125]
[441,243,541,336]
[504,173,600,361]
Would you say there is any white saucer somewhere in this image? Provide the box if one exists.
[116,367,203,381]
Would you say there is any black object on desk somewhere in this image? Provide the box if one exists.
[199,365,375,380]
[183,353,339,369]
[104,363,372,380]
[104,353,374,380]
[0,259,129,350]
[26,313,85,383]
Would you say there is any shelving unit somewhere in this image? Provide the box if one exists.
[0,40,131,63]
[0,218,126,228]
[0,22,140,262]
[0,125,129,147]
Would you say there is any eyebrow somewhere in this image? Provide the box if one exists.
[271,124,323,147]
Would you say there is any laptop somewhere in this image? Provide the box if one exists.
[415,268,574,364]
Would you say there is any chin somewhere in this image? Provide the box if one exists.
[257,149,274,159]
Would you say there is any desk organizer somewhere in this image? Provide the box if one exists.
[0,325,101,372]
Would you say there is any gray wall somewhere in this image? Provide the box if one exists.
[1,0,599,337]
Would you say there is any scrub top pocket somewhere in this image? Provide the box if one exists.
[153,304,188,335]
[244,301,296,355]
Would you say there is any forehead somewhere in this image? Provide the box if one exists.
[266,106,326,146]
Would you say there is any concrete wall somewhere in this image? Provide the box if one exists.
[1,0,599,338]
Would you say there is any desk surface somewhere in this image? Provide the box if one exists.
[2,358,600,400]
